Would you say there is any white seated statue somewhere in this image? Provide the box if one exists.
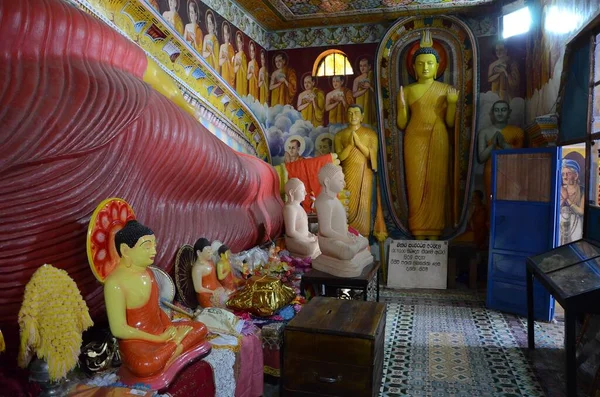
[313,163,373,277]
[283,178,321,259]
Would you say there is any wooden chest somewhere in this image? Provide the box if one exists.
[282,297,386,397]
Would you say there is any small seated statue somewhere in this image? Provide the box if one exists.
[191,238,223,308]
[283,178,321,259]
[216,244,242,291]
[104,220,208,380]
[312,163,373,277]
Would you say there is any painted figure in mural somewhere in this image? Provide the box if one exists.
[105,221,207,378]
[560,159,585,245]
[315,133,334,156]
[247,41,259,99]
[270,53,297,106]
[396,30,459,240]
[334,105,378,237]
[183,0,203,55]
[326,76,354,124]
[284,136,305,163]
[353,57,376,126]
[163,0,184,36]
[219,21,235,86]
[487,42,520,102]
[283,178,320,259]
[202,10,219,70]
[234,31,248,96]
[258,50,269,105]
[147,0,159,11]
[477,100,525,208]
[297,74,325,127]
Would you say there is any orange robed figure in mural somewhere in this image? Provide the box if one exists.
[477,100,524,208]
[270,53,297,106]
[396,30,459,240]
[104,221,208,378]
[183,0,203,55]
[326,75,354,124]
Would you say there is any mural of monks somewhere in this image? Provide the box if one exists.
[163,0,184,35]
[315,133,334,156]
[202,10,219,70]
[297,74,324,127]
[352,57,376,126]
[487,42,520,102]
[326,75,354,124]
[270,53,297,106]
[183,0,203,54]
[258,49,269,105]
[219,21,235,86]
[234,31,248,96]
[247,41,259,99]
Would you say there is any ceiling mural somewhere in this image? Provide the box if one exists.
[233,0,496,29]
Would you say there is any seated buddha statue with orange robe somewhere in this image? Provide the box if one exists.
[104,220,208,378]
[191,238,223,307]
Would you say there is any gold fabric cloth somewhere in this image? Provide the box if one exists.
[226,276,295,317]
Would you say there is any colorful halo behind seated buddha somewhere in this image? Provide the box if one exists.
[86,198,136,283]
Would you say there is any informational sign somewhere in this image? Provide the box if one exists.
[387,240,448,289]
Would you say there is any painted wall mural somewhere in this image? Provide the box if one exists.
[75,0,270,161]
[200,0,269,47]
[268,24,389,50]
[253,44,378,166]
[526,0,600,123]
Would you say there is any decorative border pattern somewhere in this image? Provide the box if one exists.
[268,23,388,50]
[270,0,494,20]
[75,0,270,162]
[376,16,479,238]
[199,0,269,48]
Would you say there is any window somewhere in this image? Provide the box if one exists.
[313,50,353,77]
[502,6,531,39]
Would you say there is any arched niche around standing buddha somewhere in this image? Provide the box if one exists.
[376,16,479,240]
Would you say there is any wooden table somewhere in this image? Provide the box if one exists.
[300,261,380,301]
[282,297,386,397]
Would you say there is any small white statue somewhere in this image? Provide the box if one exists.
[283,178,321,259]
[313,163,373,277]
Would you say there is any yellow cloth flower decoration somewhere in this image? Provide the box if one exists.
[18,264,93,380]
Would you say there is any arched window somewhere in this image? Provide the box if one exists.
[313,49,354,77]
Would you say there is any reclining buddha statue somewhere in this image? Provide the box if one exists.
[104,220,209,385]
[312,164,373,277]
[0,0,284,354]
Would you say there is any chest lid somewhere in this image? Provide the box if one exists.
[287,297,385,339]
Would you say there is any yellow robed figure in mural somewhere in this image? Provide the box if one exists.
[234,31,248,96]
[219,22,235,86]
[247,42,259,99]
[397,30,459,240]
[202,10,219,71]
[334,105,378,237]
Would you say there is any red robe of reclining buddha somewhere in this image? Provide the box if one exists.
[0,0,283,357]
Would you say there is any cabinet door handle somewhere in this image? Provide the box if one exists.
[314,373,342,383]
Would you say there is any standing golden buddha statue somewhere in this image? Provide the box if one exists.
[397,30,459,240]
[334,105,378,237]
